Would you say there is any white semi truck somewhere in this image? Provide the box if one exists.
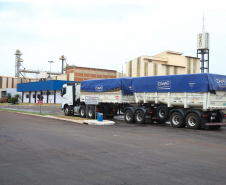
[61,78,135,119]
[61,73,226,129]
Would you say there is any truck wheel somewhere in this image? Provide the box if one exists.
[124,110,134,123]
[157,106,169,122]
[88,106,95,119]
[135,110,145,124]
[64,106,71,116]
[185,113,200,129]
[170,112,185,128]
[79,106,86,118]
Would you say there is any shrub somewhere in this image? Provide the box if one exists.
[9,97,18,104]
[3,97,8,103]
[14,94,21,100]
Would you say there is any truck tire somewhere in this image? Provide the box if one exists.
[170,112,185,128]
[185,113,200,129]
[157,106,169,122]
[64,106,71,116]
[124,110,134,123]
[79,106,86,118]
[88,106,95,119]
[135,110,145,124]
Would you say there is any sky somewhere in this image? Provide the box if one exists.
[0,0,226,78]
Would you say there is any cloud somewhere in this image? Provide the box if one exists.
[0,0,226,77]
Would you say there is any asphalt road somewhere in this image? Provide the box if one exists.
[0,111,226,185]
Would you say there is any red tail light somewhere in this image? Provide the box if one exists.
[147,111,152,114]
[223,114,226,118]
[201,114,208,118]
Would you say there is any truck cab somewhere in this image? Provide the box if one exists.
[61,82,81,115]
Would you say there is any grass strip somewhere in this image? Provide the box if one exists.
[56,115,91,120]
[0,103,61,106]
[0,108,91,120]
[0,108,56,116]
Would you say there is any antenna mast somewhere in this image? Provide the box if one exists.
[202,13,205,33]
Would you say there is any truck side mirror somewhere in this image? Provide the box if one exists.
[61,88,66,96]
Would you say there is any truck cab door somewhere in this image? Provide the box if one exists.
[61,85,73,106]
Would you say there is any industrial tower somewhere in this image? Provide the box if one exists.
[197,16,209,73]
[15,50,23,83]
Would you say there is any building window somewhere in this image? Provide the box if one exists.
[174,67,178,75]
[137,57,141,77]
[42,91,47,95]
[33,94,35,98]
[48,92,54,95]
[154,63,158,76]
[193,60,196,73]
[166,66,170,75]
[26,94,29,98]
[187,58,191,74]
[144,62,148,76]
[129,60,132,77]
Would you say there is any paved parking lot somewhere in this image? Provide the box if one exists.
[0,110,226,185]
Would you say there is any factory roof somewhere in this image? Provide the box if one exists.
[17,80,74,92]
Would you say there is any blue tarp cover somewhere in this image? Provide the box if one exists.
[132,73,226,93]
[81,77,133,95]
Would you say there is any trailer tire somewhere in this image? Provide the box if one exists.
[79,106,86,118]
[88,106,95,119]
[170,112,185,128]
[124,110,134,123]
[157,106,169,122]
[64,106,71,116]
[135,110,145,124]
[185,113,200,129]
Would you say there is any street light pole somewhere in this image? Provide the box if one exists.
[48,61,54,77]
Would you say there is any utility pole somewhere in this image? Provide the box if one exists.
[48,61,54,77]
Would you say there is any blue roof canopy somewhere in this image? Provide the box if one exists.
[17,80,74,92]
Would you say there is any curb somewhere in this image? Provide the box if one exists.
[0,110,114,125]
[84,120,115,126]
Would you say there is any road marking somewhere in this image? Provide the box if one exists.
[160,143,175,146]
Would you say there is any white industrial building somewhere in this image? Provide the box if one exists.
[17,80,73,104]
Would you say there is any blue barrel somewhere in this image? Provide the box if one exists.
[97,113,103,121]
[11,103,13,105]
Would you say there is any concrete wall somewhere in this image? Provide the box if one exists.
[126,51,200,77]
[0,88,22,100]
[116,72,126,78]
[0,76,38,99]
[52,73,75,81]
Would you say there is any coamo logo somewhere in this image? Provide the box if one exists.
[95,85,103,91]
[215,78,226,87]
[157,80,171,89]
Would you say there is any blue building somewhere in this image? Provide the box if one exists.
[17,80,74,104]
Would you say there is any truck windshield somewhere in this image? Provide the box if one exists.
[61,87,66,97]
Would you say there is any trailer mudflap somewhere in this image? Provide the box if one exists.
[205,123,226,126]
